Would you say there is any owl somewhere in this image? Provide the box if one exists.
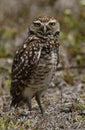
[10,16,60,115]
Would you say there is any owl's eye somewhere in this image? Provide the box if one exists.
[49,22,56,26]
[33,21,41,27]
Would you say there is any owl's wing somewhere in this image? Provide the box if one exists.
[11,39,41,88]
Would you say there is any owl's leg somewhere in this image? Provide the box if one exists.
[35,94,43,115]
[27,98,32,112]
[10,98,19,108]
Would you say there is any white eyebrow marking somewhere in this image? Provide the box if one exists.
[33,20,41,24]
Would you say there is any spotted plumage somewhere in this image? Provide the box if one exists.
[10,16,60,114]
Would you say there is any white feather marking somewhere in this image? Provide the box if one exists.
[37,47,41,60]
[23,44,27,48]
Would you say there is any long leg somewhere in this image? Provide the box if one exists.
[35,93,43,115]
[27,98,32,111]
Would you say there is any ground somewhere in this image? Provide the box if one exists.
[0,58,85,130]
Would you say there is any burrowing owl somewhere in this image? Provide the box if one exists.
[10,16,60,114]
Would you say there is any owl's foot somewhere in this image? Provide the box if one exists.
[35,94,43,116]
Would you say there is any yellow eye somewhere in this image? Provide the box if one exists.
[49,22,56,26]
[33,22,41,27]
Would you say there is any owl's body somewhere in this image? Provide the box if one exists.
[10,16,60,114]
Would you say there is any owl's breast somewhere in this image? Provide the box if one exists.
[29,50,58,89]
[40,50,57,83]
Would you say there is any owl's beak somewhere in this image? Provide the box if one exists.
[43,25,47,34]
[43,25,51,36]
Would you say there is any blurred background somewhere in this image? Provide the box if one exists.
[0,0,85,56]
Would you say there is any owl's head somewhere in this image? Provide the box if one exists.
[29,16,60,39]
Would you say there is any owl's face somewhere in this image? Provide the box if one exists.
[29,16,60,39]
